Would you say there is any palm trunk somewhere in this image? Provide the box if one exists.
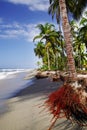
[53,53,56,68]
[59,0,77,82]
[45,2,87,128]
[56,52,58,69]
[47,47,50,70]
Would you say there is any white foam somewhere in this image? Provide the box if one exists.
[0,69,33,80]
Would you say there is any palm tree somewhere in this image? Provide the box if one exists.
[49,0,87,82]
[73,38,86,69]
[44,1,87,129]
[33,23,61,70]
[70,18,87,70]
[34,42,45,58]
[79,13,87,49]
[48,0,61,31]
[34,41,46,65]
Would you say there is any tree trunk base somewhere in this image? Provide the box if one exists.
[45,77,87,130]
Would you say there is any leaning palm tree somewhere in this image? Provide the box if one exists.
[33,23,61,70]
[48,0,87,81]
[44,0,87,129]
[34,41,49,68]
[34,41,45,59]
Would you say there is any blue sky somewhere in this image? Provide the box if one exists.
[0,0,57,69]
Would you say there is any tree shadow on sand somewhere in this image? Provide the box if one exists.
[54,119,86,130]
[11,78,63,101]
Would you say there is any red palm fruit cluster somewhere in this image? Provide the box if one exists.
[45,84,87,130]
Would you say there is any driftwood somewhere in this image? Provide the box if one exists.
[59,72,87,86]
[35,71,49,79]
[50,74,60,82]
[35,71,59,80]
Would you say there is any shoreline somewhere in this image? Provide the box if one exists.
[12,77,62,98]
[8,76,36,99]
[0,77,63,130]
[0,69,37,100]
[0,77,87,130]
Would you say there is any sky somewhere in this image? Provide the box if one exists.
[0,0,57,69]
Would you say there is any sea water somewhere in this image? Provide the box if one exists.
[0,68,35,100]
[0,68,26,80]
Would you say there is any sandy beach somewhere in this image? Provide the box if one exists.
[0,77,87,130]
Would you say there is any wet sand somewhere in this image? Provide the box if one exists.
[0,78,86,130]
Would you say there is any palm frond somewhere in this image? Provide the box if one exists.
[80,17,87,25]
[33,35,42,42]
[71,0,87,20]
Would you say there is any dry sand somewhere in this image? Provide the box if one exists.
[0,78,87,130]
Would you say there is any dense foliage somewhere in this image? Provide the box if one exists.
[33,2,87,129]
[33,12,87,71]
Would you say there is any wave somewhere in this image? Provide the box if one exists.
[0,69,33,80]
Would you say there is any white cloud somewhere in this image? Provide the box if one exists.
[6,0,49,11]
[0,22,40,42]
[27,28,39,42]
[0,20,59,42]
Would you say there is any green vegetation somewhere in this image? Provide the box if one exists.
[33,14,87,71]
[33,23,66,71]
[33,1,87,74]
[33,1,87,128]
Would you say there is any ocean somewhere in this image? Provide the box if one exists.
[0,68,29,80]
[0,68,36,100]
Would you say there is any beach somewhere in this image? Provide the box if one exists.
[0,71,87,130]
